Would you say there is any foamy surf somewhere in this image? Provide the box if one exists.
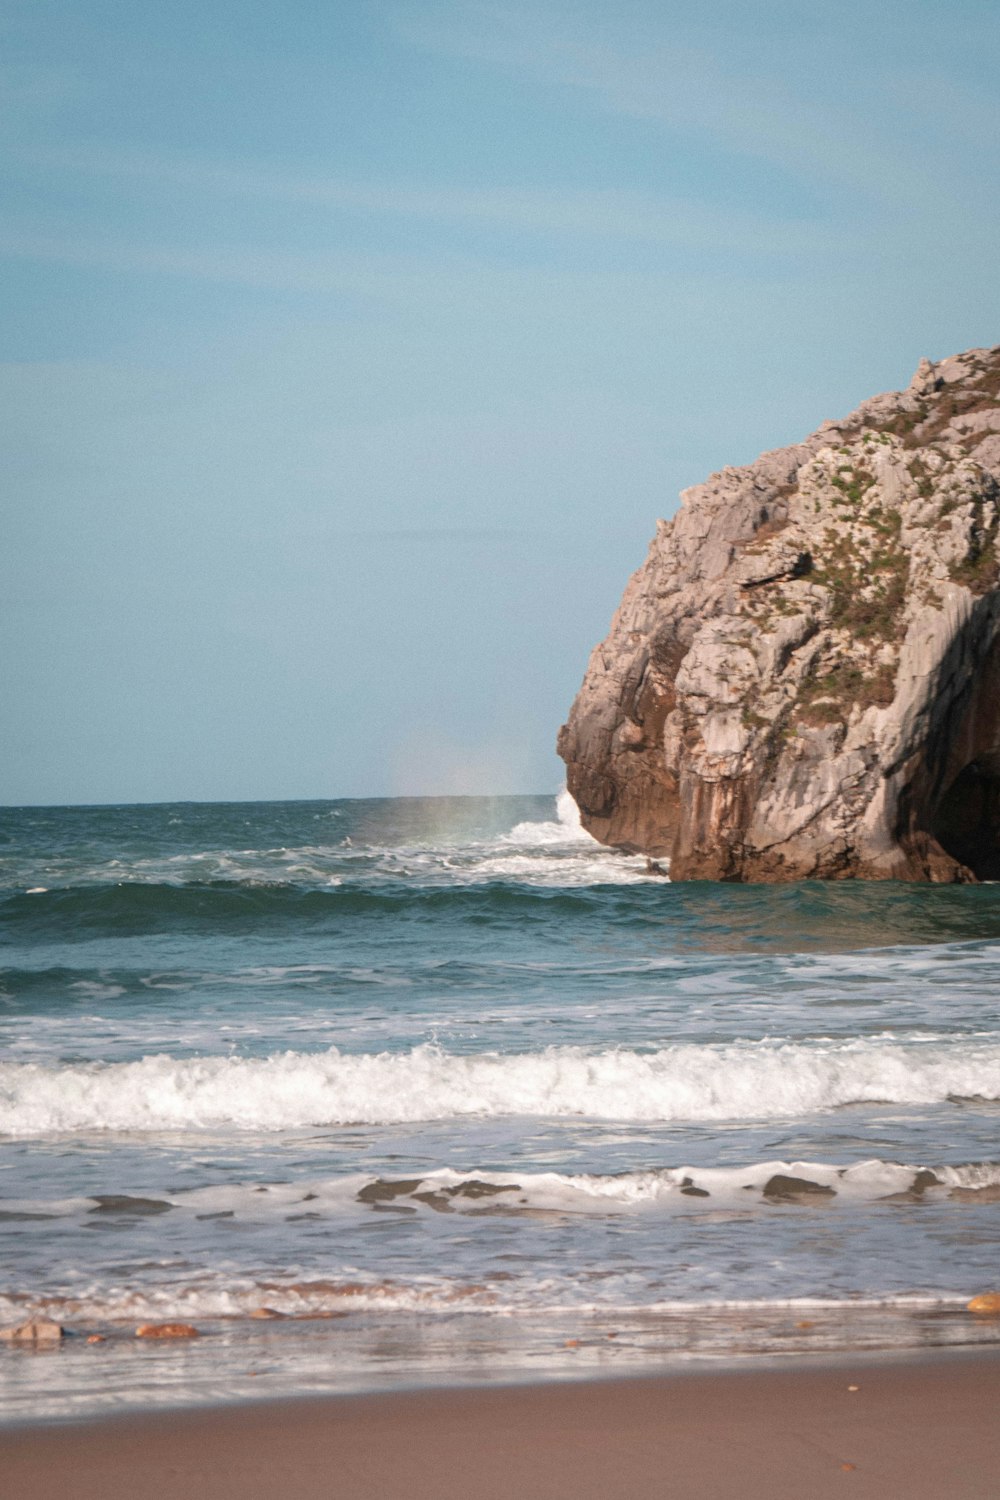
[0,1277,975,1328]
[504,788,596,845]
[4,792,1000,1424]
[1,789,652,892]
[3,1036,1000,1134]
[5,1159,998,1225]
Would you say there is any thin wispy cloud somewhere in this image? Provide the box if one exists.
[0,224,433,295]
[6,142,830,256]
[392,1,992,214]
[0,219,866,304]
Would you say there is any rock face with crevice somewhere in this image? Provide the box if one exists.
[558,346,1000,881]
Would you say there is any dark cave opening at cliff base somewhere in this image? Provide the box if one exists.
[923,614,1000,882]
[931,754,1000,881]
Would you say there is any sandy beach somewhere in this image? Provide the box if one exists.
[3,1350,999,1500]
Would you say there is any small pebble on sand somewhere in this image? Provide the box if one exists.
[135,1322,200,1339]
[0,1320,64,1345]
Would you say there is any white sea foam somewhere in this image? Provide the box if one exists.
[5,791,649,891]
[505,788,595,846]
[442,846,650,885]
[5,1153,996,1336]
[477,787,655,883]
[0,1273,971,1329]
[10,1158,995,1224]
[3,1035,999,1134]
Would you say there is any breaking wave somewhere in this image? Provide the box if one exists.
[10,1159,998,1221]
[3,1035,1000,1135]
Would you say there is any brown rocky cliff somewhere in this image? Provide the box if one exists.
[558,346,1000,881]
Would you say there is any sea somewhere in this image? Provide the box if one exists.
[1,791,999,1422]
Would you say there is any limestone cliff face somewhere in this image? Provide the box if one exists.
[558,346,1000,881]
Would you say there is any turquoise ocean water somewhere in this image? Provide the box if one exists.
[2,792,999,1419]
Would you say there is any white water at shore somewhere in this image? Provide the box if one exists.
[3,1034,999,1134]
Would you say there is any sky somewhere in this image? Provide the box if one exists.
[2,0,999,805]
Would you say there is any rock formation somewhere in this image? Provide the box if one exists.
[558,346,1000,881]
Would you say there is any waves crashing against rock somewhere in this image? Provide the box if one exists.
[558,346,1000,882]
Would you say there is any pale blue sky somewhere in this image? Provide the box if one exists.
[3,0,998,804]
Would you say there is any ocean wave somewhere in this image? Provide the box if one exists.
[3,1037,1000,1134]
[502,788,598,847]
[6,879,1000,956]
[2,846,646,895]
[0,1274,974,1328]
[0,879,647,939]
[0,792,649,905]
[9,1159,997,1223]
[0,794,648,938]
[330,1158,1000,1212]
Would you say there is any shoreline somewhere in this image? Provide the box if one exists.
[2,1299,997,1427]
[3,1346,1000,1499]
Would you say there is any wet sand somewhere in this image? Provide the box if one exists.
[3,1350,999,1499]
